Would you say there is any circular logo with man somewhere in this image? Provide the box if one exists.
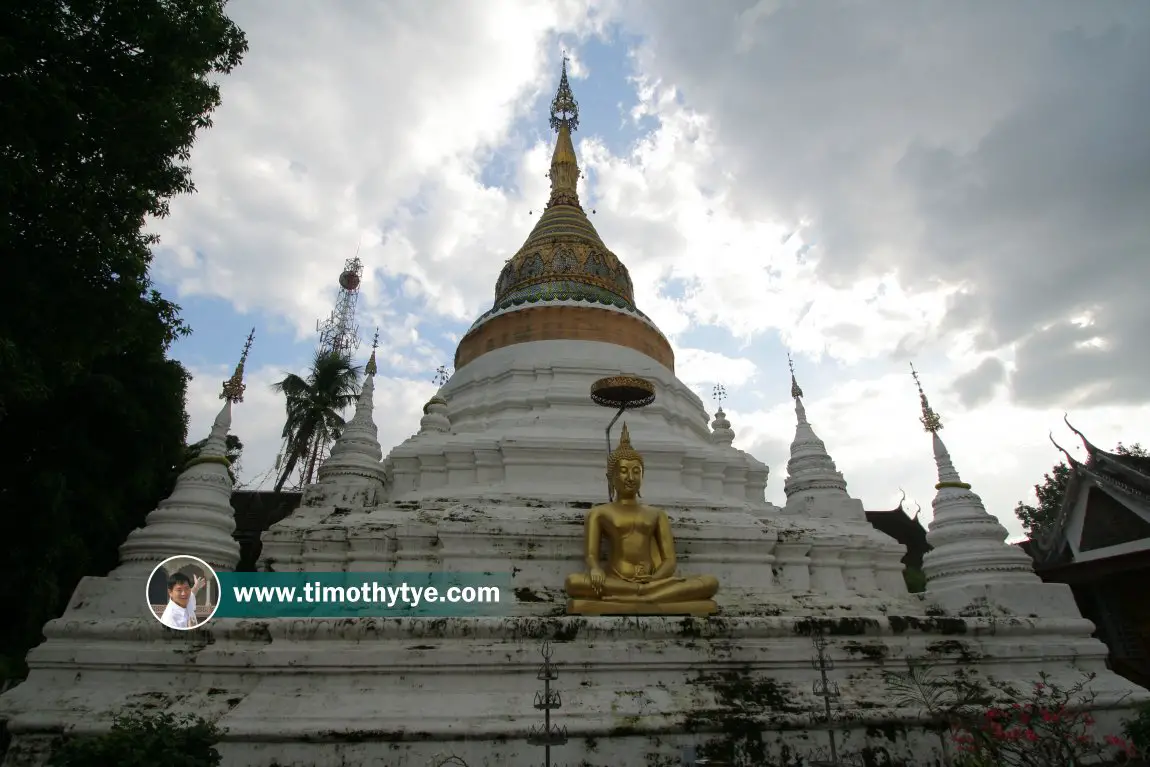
[146,555,221,630]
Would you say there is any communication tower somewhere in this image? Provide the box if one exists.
[269,255,366,491]
[317,256,364,358]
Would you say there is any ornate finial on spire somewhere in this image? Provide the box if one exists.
[910,362,942,433]
[433,365,451,387]
[712,384,726,410]
[549,54,579,133]
[546,57,582,209]
[364,328,379,376]
[788,352,804,399]
[220,327,255,403]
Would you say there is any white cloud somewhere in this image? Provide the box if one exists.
[156,3,1148,552]
[674,348,758,390]
[151,0,602,344]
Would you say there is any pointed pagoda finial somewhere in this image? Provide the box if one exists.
[546,56,582,209]
[220,327,255,402]
[618,422,632,449]
[712,383,726,410]
[365,328,379,377]
[550,53,579,133]
[788,352,804,399]
[910,362,942,433]
[433,365,451,387]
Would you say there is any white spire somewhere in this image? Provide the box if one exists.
[314,337,387,496]
[910,364,1036,590]
[417,365,453,435]
[710,407,734,446]
[419,389,451,434]
[782,355,857,518]
[709,384,733,446]
[116,329,255,574]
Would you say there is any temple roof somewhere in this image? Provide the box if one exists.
[1063,416,1150,494]
[485,59,639,319]
[1031,419,1150,563]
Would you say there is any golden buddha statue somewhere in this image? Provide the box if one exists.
[565,423,719,616]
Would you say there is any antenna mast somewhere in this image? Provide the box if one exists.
[273,255,365,491]
[316,255,364,360]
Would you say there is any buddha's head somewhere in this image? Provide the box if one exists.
[607,423,644,501]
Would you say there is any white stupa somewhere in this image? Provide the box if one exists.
[2,67,1145,767]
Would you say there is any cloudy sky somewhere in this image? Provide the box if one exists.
[151,0,1150,540]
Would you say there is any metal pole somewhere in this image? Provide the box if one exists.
[605,404,626,499]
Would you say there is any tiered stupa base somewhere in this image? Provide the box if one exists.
[2,606,1142,766]
[3,497,1147,767]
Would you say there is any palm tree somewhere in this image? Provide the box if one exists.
[272,350,361,492]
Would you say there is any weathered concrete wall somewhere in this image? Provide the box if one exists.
[2,614,1143,767]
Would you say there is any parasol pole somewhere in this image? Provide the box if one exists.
[605,404,626,499]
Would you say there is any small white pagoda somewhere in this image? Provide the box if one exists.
[1,65,1144,767]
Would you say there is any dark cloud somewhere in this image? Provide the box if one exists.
[618,1,1150,406]
[951,357,1006,409]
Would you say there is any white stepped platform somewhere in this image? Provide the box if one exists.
[2,608,1144,767]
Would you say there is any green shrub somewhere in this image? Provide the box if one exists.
[1122,701,1150,758]
[48,711,222,767]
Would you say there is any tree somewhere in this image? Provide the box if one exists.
[170,433,244,491]
[0,1,247,681]
[1015,442,1148,540]
[183,433,244,476]
[272,351,362,491]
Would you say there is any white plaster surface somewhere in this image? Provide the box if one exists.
[3,340,1148,767]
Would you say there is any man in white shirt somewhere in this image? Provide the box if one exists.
[159,572,205,629]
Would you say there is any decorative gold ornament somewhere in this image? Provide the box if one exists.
[364,328,379,376]
[564,423,719,616]
[910,362,943,433]
[788,351,804,399]
[220,328,255,403]
[549,55,579,134]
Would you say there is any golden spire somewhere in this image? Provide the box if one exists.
[365,328,379,376]
[547,55,581,209]
[910,362,942,433]
[787,352,804,399]
[220,327,255,403]
[550,54,579,133]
